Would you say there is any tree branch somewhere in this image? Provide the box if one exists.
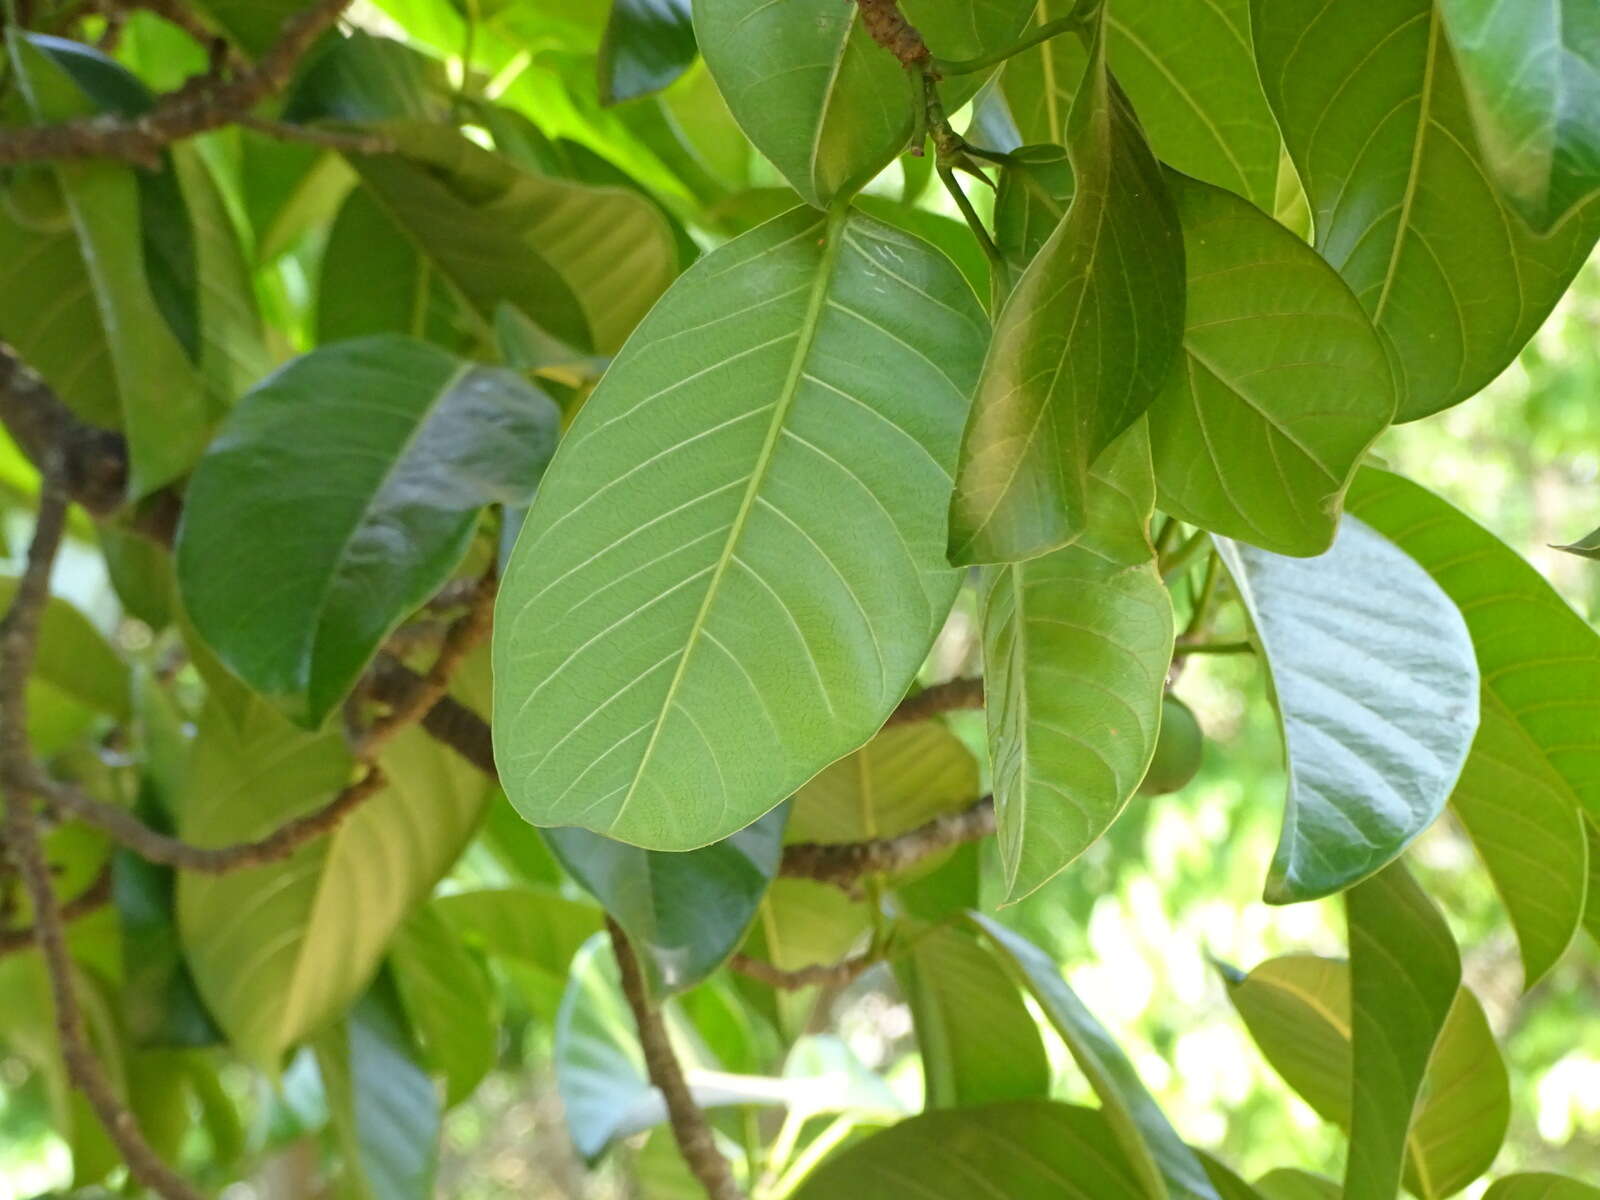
[0,862,112,960]
[853,0,930,68]
[780,797,995,889]
[0,0,352,167]
[0,474,203,1200]
[609,919,745,1200]
[884,676,983,727]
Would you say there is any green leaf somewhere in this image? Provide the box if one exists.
[1437,0,1600,230]
[1216,519,1480,902]
[694,0,1033,208]
[1227,949,1508,1200]
[980,474,1174,900]
[1147,173,1394,556]
[2,36,211,495]
[544,806,787,996]
[1484,1176,1600,1200]
[789,1101,1152,1199]
[0,577,130,756]
[492,205,985,849]
[192,0,306,56]
[314,976,441,1200]
[973,916,1218,1200]
[435,886,603,980]
[177,335,559,727]
[240,135,357,262]
[1003,0,1283,213]
[341,122,678,354]
[1252,0,1600,420]
[600,0,697,105]
[283,32,453,123]
[1347,469,1598,987]
[949,26,1184,563]
[388,904,498,1107]
[1555,523,1600,560]
[177,695,494,1066]
[893,923,1050,1110]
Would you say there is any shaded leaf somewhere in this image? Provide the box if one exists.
[284,31,453,124]
[1348,469,1599,986]
[493,206,985,849]
[193,0,306,56]
[1216,519,1479,902]
[178,335,559,727]
[0,577,129,756]
[435,886,603,980]
[389,904,498,1106]
[600,0,697,104]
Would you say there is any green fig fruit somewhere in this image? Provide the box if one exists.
[1139,694,1204,795]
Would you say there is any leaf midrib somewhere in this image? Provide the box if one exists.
[611,207,848,832]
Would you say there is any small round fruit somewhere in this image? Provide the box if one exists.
[1139,694,1203,795]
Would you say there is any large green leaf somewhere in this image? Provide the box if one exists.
[1003,0,1283,213]
[893,923,1050,1110]
[1252,0,1600,419]
[1216,519,1479,902]
[1347,469,1598,987]
[600,0,697,104]
[2,36,210,495]
[974,916,1218,1200]
[544,806,787,997]
[949,25,1184,563]
[177,695,494,1066]
[314,977,441,1200]
[342,122,678,354]
[493,206,985,849]
[1147,174,1394,556]
[388,904,497,1107]
[694,0,1032,209]
[1437,0,1600,230]
[178,335,559,727]
[790,1101,1150,1199]
[981,470,1173,900]
[1227,952,1509,1199]
[1484,1176,1600,1200]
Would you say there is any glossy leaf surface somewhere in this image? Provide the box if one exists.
[600,0,696,104]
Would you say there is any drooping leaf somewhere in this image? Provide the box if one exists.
[314,976,441,1200]
[600,0,697,104]
[1555,524,1600,560]
[1437,0,1600,230]
[1147,173,1394,555]
[1216,519,1480,902]
[1484,1176,1600,1200]
[492,206,986,849]
[949,24,1184,563]
[1348,469,1597,985]
[1252,0,1600,419]
[973,916,1219,1200]
[544,806,787,997]
[1003,0,1283,213]
[694,0,1033,208]
[2,35,211,495]
[178,335,559,727]
[340,122,678,354]
[980,434,1174,899]
[177,694,494,1067]
[388,904,498,1106]
[893,923,1050,1110]
[789,1101,1151,1199]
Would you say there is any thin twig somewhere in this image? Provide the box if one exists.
[0,475,204,1200]
[234,114,397,155]
[884,676,984,727]
[0,862,112,959]
[0,0,353,166]
[781,796,995,890]
[609,919,745,1200]
[729,951,877,991]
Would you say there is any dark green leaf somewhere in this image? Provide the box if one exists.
[493,206,985,849]
[1148,173,1394,556]
[949,25,1184,563]
[1348,469,1598,987]
[192,0,307,56]
[694,0,1033,208]
[992,143,1074,283]
[1216,519,1479,902]
[178,335,558,726]
[789,1101,1152,1199]
[600,0,697,105]
[388,904,498,1107]
[1252,0,1600,419]
[893,923,1050,1110]
[1438,0,1600,230]
[283,32,453,123]
[545,806,786,996]
[315,976,441,1200]
[974,916,1218,1200]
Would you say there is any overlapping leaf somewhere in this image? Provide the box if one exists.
[1217,519,1479,902]
[178,335,559,727]
[694,0,1033,208]
[1148,173,1394,555]
[949,26,1184,563]
[493,207,986,849]
[1348,469,1598,986]
[1253,0,1600,419]
[600,0,697,104]
[388,904,498,1106]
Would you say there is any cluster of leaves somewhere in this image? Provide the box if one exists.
[0,0,1598,1197]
